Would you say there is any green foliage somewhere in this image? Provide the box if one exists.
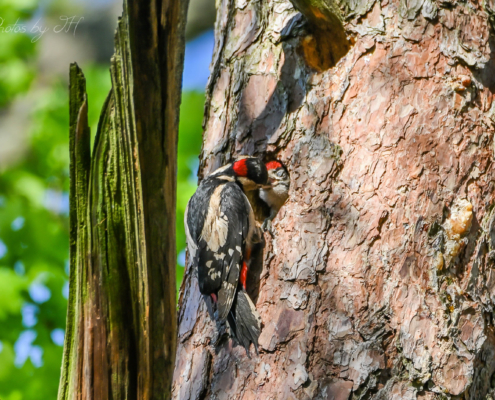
[0,4,66,399]
[0,0,37,107]
[176,91,204,290]
[0,4,204,395]
[0,65,111,400]
[0,66,203,398]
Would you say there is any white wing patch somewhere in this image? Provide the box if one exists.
[200,185,229,252]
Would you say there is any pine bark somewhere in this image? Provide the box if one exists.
[174,0,495,398]
[58,0,188,398]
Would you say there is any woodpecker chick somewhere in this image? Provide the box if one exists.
[184,157,267,354]
[260,161,290,233]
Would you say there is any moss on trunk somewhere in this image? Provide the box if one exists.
[58,0,188,398]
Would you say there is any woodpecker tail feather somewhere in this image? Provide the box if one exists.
[203,294,215,321]
[227,288,261,355]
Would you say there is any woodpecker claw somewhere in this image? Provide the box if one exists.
[262,219,274,236]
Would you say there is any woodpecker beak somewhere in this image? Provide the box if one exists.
[262,175,277,188]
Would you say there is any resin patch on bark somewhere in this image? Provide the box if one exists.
[443,198,473,265]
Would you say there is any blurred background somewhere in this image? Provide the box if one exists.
[0,0,214,398]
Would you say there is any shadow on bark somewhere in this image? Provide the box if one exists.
[475,36,495,92]
[235,18,308,156]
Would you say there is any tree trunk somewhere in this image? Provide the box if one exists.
[174,0,495,398]
[58,0,188,398]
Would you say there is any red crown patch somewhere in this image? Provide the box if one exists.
[266,161,283,170]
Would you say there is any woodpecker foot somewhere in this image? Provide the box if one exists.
[262,219,274,236]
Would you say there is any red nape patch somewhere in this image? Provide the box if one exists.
[266,161,282,170]
[240,261,248,290]
[233,159,248,176]
[211,293,217,303]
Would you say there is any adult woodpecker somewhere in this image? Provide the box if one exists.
[260,161,290,232]
[184,157,268,353]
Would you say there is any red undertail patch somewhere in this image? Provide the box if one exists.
[240,261,248,290]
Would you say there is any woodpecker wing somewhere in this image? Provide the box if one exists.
[192,181,251,320]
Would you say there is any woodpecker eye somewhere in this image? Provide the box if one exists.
[276,169,286,178]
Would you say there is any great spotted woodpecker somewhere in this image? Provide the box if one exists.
[260,161,290,232]
[184,157,268,353]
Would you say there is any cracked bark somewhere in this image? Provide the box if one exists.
[174,0,495,398]
[58,0,188,399]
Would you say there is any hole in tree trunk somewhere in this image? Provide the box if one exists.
[290,1,354,70]
[299,26,353,71]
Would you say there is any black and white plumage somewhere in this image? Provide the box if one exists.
[184,157,268,353]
